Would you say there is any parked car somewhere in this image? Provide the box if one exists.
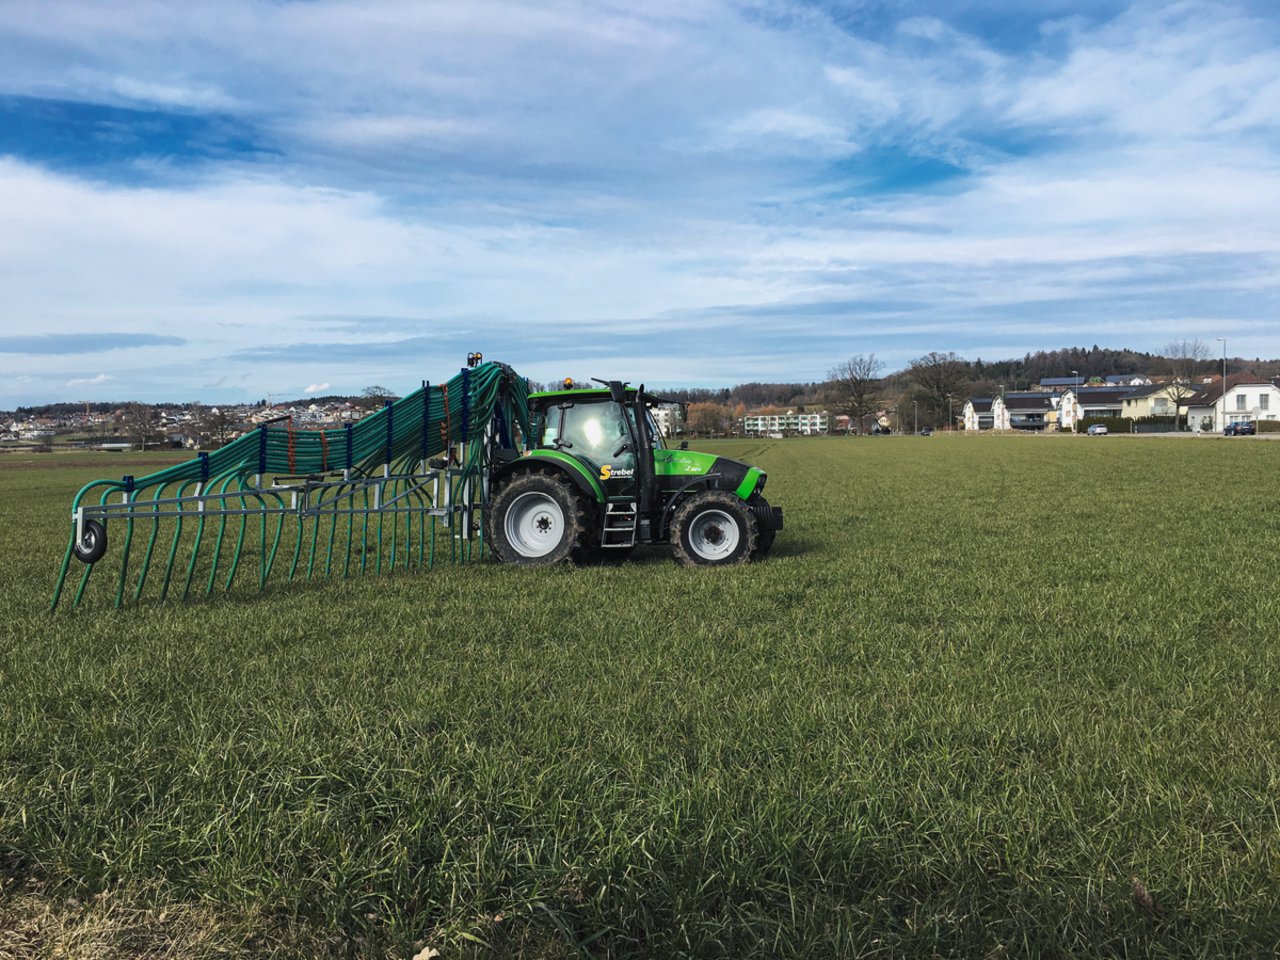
[918,427,933,436]
[1087,424,1108,436]
[1224,421,1257,436]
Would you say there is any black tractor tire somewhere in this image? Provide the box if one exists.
[670,490,758,567]
[73,519,108,564]
[754,529,776,558]
[486,470,597,566]
[748,494,777,558]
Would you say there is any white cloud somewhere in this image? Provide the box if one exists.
[67,373,112,386]
[107,75,239,111]
[0,0,1278,403]
[303,382,330,393]
[291,114,490,149]
[1006,3,1280,138]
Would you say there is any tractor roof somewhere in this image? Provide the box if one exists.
[528,387,640,401]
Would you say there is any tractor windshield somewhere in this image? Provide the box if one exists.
[558,401,632,466]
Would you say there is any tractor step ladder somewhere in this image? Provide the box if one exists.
[602,501,637,547]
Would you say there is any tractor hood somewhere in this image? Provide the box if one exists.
[654,449,765,501]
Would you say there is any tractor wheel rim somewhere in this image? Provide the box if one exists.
[505,491,565,557]
[688,509,739,560]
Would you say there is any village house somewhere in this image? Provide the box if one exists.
[962,398,995,431]
[1183,375,1280,433]
[1000,392,1057,431]
[1119,382,1184,420]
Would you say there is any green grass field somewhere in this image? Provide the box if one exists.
[3,437,1279,958]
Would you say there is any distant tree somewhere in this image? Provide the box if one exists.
[198,406,238,448]
[122,402,164,450]
[1162,339,1210,430]
[186,402,206,448]
[687,402,731,437]
[360,385,399,412]
[826,354,884,434]
[908,351,967,426]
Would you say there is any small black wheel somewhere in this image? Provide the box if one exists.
[486,470,597,566]
[670,490,757,567]
[73,519,107,564]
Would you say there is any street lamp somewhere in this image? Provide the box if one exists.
[1217,337,1226,431]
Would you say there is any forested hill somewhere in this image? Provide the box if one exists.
[659,345,1278,412]
[9,346,1278,421]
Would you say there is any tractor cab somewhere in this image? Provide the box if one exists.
[485,378,783,567]
[532,384,666,499]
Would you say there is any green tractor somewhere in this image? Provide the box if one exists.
[486,379,782,566]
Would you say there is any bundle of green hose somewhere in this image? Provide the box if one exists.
[50,361,531,609]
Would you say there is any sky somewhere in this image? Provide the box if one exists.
[1,0,1278,404]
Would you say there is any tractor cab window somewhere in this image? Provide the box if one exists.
[558,401,634,470]
[540,413,558,447]
[628,407,666,449]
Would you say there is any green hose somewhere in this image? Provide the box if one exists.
[51,362,531,609]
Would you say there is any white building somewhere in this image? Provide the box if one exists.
[1185,377,1280,433]
[651,404,683,441]
[742,410,829,436]
[988,396,1012,430]
[962,398,994,431]
[1059,390,1082,431]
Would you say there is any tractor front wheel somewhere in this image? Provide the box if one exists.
[748,493,777,558]
[487,471,595,566]
[670,491,758,567]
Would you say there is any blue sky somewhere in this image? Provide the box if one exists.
[1,0,1278,403]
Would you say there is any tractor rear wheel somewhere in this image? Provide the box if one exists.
[487,470,596,566]
[670,490,758,567]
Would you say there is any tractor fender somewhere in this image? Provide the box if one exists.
[710,458,765,500]
[490,451,606,503]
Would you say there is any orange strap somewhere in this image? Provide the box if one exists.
[319,430,329,472]
[287,417,296,473]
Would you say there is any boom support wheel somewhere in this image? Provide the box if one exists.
[486,470,597,566]
[670,490,757,567]
[73,519,107,564]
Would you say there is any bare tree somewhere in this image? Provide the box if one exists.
[193,405,238,448]
[360,385,399,412]
[827,354,884,434]
[122,402,163,450]
[907,351,967,427]
[185,402,206,448]
[1162,339,1210,430]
